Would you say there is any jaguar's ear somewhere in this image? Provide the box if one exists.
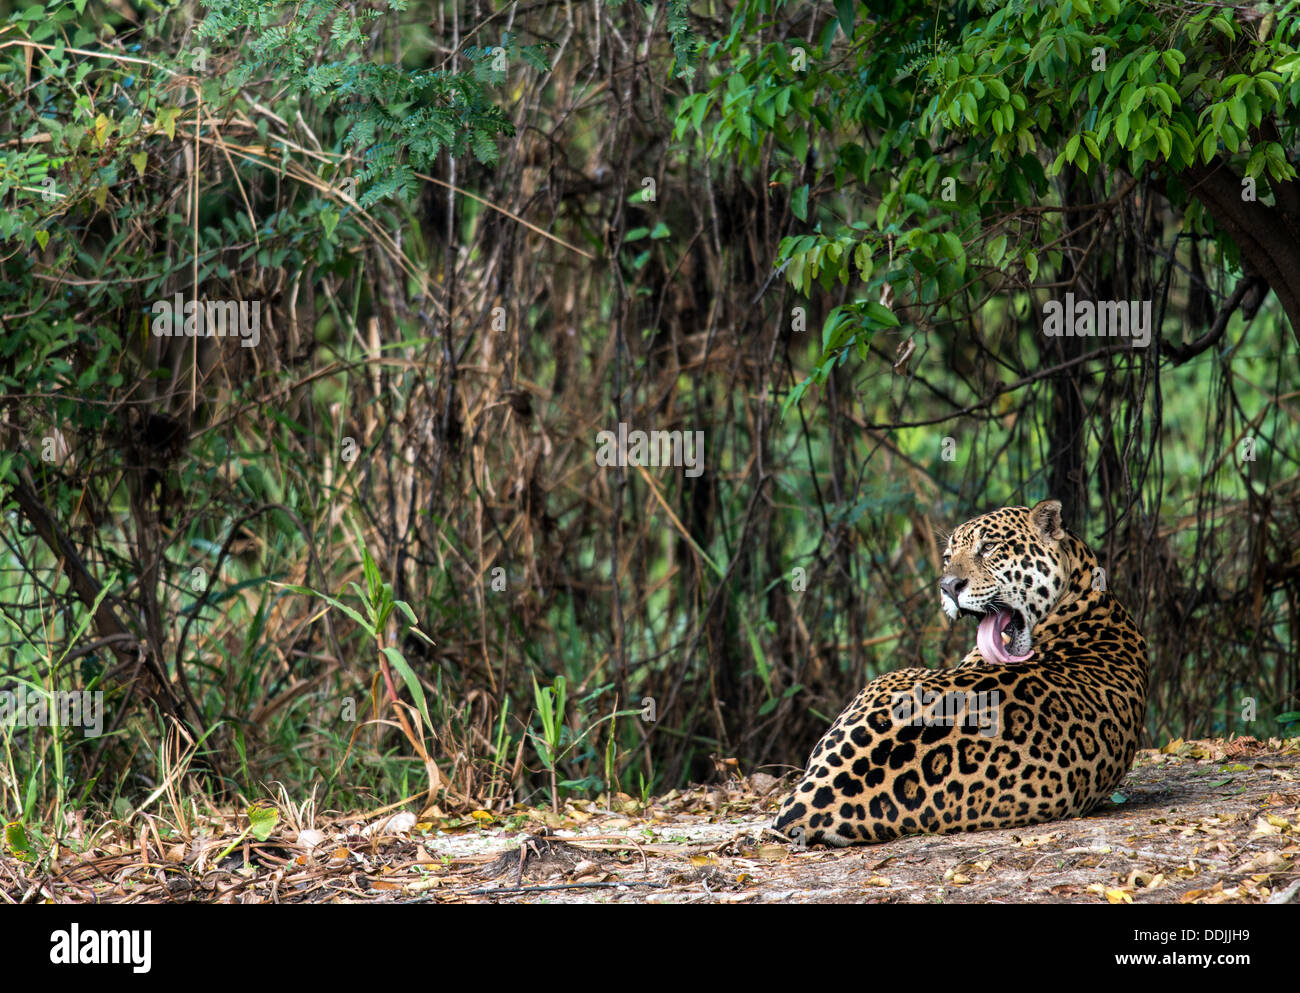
[1029,499,1065,542]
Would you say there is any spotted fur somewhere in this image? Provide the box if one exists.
[773,500,1148,847]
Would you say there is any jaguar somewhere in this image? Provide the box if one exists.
[773,499,1148,846]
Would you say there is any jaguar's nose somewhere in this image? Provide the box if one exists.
[940,576,967,601]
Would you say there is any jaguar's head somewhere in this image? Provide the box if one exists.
[940,499,1071,664]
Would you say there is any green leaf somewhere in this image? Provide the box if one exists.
[853,242,873,280]
[791,128,808,163]
[833,0,855,36]
[520,45,551,74]
[1155,127,1171,160]
[4,821,30,859]
[277,584,372,634]
[987,233,1007,265]
[383,646,431,725]
[154,107,180,141]
[780,374,814,418]
[961,91,978,123]
[247,803,280,841]
[1228,97,1246,130]
[1201,130,1217,163]
[865,300,899,327]
[821,309,845,350]
[791,184,809,221]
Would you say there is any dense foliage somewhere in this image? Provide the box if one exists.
[0,0,1296,846]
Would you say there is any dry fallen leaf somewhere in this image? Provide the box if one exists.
[1015,833,1058,848]
[363,811,416,837]
[1238,850,1286,872]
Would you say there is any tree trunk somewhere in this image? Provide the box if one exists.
[1175,156,1300,341]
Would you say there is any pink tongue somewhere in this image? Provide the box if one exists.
[977,609,1035,664]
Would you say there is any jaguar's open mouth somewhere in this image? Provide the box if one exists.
[961,603,1034,664]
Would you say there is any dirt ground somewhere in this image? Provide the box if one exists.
[6,736,1298,904]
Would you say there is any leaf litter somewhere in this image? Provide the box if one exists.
[2,737,1297,904]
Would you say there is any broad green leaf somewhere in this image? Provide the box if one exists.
[4,821,29,858]
[247,803,280,841]
[834,0,855,36]
[988,233,1008,265]
[1228,97,1246,129]
[865,300,899,327]
[791,184,809,221]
